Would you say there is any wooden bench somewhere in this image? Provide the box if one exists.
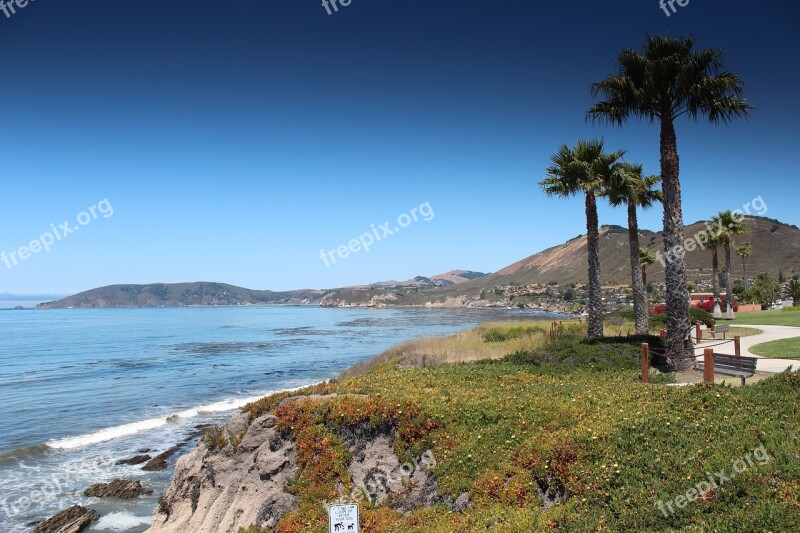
[710,325,731,339]
[695,353,758,386]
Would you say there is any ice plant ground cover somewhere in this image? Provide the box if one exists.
[238,321,800,532]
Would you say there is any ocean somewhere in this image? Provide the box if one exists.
[0,306,564,532]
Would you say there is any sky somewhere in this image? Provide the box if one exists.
[1,0,798,295]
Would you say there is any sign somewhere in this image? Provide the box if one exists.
[328,503,359,533]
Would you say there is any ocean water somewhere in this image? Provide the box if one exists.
[0,306,564,532]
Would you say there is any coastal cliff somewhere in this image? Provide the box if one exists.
[148,392,455,533]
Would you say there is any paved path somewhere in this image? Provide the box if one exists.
[692,324,800,373]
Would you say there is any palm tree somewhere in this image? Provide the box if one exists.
[736,243,752,289]
[707,231,725,319]
[786,279,800,307]
[713,211,749,319]
[540,139,626,338]
[589,36,752,370]
[639,247,657,317]
[603,163,662,334]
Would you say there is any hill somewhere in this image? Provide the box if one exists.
[318,216,800,308]
[36,282,325,309]
[37,217,799,310]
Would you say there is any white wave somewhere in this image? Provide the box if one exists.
[95,512,152,531]
[45,382,319,450]
[47,417,168,449]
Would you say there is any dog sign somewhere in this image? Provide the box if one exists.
[328,503,359,533]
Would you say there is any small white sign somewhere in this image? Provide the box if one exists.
[328,503,359,533]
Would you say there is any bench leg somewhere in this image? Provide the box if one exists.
[741,376,746,387]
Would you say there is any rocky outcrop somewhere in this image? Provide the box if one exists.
[142,447,180,471]
[148,395,455,533]
[336,421,441,512]
[32,505,99,533]
[148,411,297,533]
[84,479,154,499]
[116,454,152,465]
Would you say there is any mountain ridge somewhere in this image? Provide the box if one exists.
[37,216,799,309]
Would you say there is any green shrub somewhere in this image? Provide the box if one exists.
[483,324,544,343]
[202,425,228,451]
[690,307,714,326]
[608,307,713,328]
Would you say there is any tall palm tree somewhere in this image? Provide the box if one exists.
[639,248,657,324]
[786,279,800,307]
[589,36,752,370]
[540,139,626,338]
[736,242,752,289]
[707,231,725,319]
[713,211,749,319]
[603,163,662,334]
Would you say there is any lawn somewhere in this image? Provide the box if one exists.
[700,326,761,340]
[751,336,800,360]
[239,321,800,532]
[733,308,800,327]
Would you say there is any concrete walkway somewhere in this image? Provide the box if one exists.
[692,324,800,373]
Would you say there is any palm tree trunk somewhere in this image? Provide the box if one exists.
[642,269,648,297]
[627,202,648,334]
[712,247,722,319]
[585,192,604,338]
[659,116,693,370]
[742,259,748,290]
[725,239,735,319]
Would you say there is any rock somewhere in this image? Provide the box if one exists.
[148,394,441,532]
[33,505,99,533]
[84,479,154,499]
[452,492,471,513]
[116,454,152,465]
[224,411,250,437]
[148,413,298,532]
[143,447,180,471]
[334,421,441,512]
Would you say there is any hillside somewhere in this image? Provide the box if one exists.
[369,270,488,288]
[149,321,800,532]
[36,282,325,309]
[467,216,800,288]
[319,216,800,308]
[37,217,800,310]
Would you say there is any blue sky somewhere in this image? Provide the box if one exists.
[1,0,798,295]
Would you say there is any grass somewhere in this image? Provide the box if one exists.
[239,321,800,532]
[338,321,560,380]
[751,336,800,360]
[700,326,762,340]
[733,307,800,327]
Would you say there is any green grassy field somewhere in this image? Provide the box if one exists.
[751,336,800,360]
[238,321,800,532]
[733,308,800,326]
[701,326,761,340]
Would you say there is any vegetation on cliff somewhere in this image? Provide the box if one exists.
[236,320,800,532]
